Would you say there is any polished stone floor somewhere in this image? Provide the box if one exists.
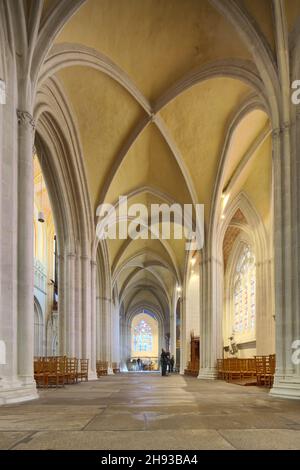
[1,373,300,450]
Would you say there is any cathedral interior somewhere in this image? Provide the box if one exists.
[1,0,300,451]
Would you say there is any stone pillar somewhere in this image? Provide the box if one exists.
[111,303,119,364]
[119,312,128,371]
[96,295,101,360]
[270,119,300,398]
[97,296,113,374]
[170,295,177,357]
[99,296,113,374]
[179,296,186,375]
[16,111,37,392]
[81,255,90,362]
[198,255,223,380]
[0,81,37,404]
[256,257,275,355]
[106,298,114,374]
[65,252,76,356]
[58,254,66,355]
[89,260,97,379]
[74,254,82,357]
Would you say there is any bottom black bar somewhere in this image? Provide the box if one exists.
[0,450,298,464]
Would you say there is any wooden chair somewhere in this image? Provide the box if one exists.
[96,360,108,377]
[34,358,49,388]
[112,362,120,374]
[227,358,242,382]
[223,358,230,381]
[77,359,89,382]
[247,358,257,379]
[216,359,224,380]
[66,357,78,384]
[47,357,66,387]
[255,355,275,388]
[267,354,276,387]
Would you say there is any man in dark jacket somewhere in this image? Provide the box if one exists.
[160,349,168,376]
[170,355,175,373]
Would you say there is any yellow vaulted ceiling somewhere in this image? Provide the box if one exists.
[241,0,275,51]
[223,109,269,187]
[160,77,251,217]
[57,66,145,209]
[242,137,272,231]
[285,0,300,33]
[105,124,192,206]
[55,0,251,101]
[43,0,274,304]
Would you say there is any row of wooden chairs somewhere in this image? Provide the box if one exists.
[184,359,200,377]
[96,361,108,377]
[96,361,121,377]
[217,358,256,382]
[34,356,89,388]
[112,362,120,374]
[255,354,276,387]
[216,355,276,388]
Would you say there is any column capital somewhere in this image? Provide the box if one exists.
[98,296,111,302]
[80,255,90,261]
[272,127,281,139]
[199,256,223,268]
[16,110,35,131]
[281,121,291,134]
[272,122,292,139]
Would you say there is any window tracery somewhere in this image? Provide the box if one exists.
[233,244,256,334]
[133,319,153,352]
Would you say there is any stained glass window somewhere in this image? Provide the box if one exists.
[233,244,256,334]
[133,319,153,352]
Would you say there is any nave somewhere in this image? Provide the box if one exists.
[1,373,300,450]
[2,3,300,451]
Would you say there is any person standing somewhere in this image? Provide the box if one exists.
[160,349,168,376]
[137,357,141,371]
[170,355,175,373]
[166,351,170,374]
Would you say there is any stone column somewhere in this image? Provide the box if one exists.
[106,298,114,374]
[65,252,76,356]
[16,110,37,391]
[81,255,90,363]
[119,313,128,371]
[0,84,37,403]
[99,296,113,374]
[270,119,300,398]
[198,255,223,380]
[100,297,106,360]
[74,254,82,357]
[256,256,275,355]
[170,296,177,358]
[89,260,97,378]
[96,295,101,360]
[98,296,113,374]
[58,254,66,355]
[179,296,186,375]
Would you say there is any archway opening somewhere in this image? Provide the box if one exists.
[33,153,58,357]
[223,209,257,358]
[130,312,159,371]
[176,299,181,371]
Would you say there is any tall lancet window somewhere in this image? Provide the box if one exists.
[233,244,256,334]
[133,319,153,352]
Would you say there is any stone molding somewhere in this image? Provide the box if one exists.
[17,110,36,130]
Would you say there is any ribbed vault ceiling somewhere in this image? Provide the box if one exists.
[39,0,278,314]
